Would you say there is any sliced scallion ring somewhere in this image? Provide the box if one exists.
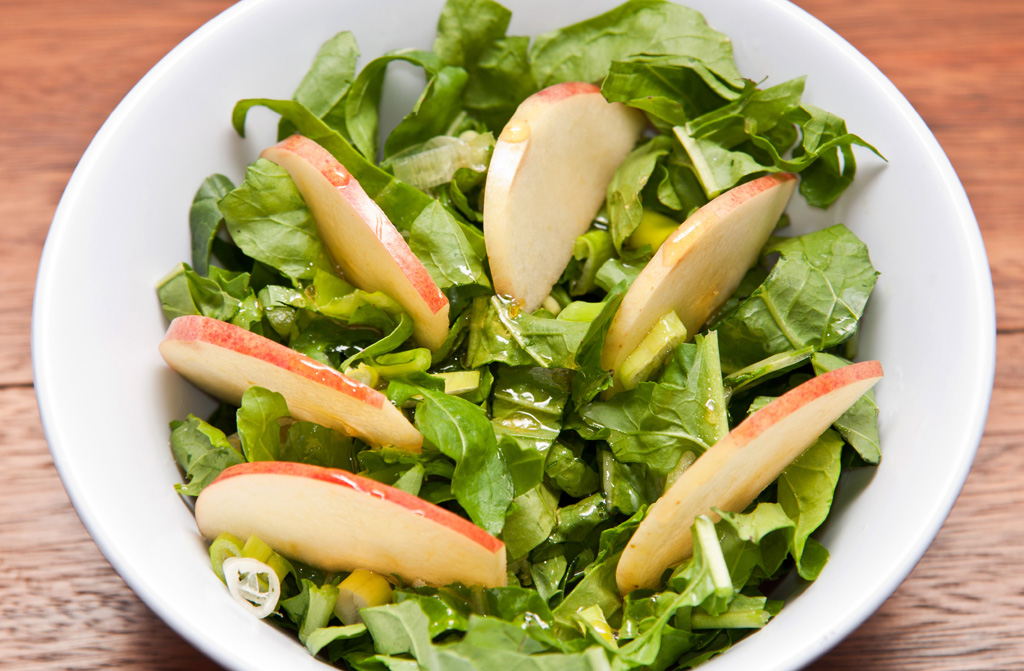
[222,556,281,619]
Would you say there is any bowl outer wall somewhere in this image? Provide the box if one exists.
[31,1,995,671]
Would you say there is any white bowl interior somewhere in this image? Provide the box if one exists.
[33,1,994,670]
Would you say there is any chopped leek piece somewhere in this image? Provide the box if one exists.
[222,556,281,619]
[663,450,697,493]
[723,346,815,400]
[299,581,340,644]
[691,595,775,629]
[627,209,679,252]
[241,534,274,563]
[571,229,614,296]
[574,605,617,646]
[241,535,293,583]
[557,301,604,323]
[343,363,379,388]
[334,569,394,625]
[370,348,432,378]
[542,295,563,316]
[616,311,687,390]
[209,532,244,583]
[390,132,494,190]
[435,370,482,396]
[694,516,733,599]
[304,624,368,657]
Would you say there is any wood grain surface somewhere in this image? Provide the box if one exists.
[2,0,1021,669]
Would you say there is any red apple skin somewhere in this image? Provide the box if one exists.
[615,360,883,593]
[602,173,798,375]
[160,315,422,451]
[262,135,449,350]
[731,360,883,444]
[521,80,601,105]
[196,462,507,587]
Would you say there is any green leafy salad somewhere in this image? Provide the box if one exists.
[157,0,883,669]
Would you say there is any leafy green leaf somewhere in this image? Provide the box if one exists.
[232,99,434,232]
[620,519,738,666]
[811,352,881,464]
[189,174,235,275]
[390,382,513,534]
[289,314,378,370]
[673,125,773,200]
[714,224,878,373]
[464,36,536,132]
[345,50,466,161]
[433,0,511,69]
[157,263,252,323]
[218,158,333,281]
[384,65,470,159]
[282,31,360,138]
[789,104,883,208]
[408,200,491,296]
[580,333,727,476]
[607,136,675,251]
[467,295,590,369]
[545,442,600,499]
[529,0,743,90]
[392,588,471,638]
[236,386,290,462]
[491,366,571,458]
[305,624,367,657]
[594,258,644,293]
[259,284,306,338]
[551,493,610,544]
[553,512,643,625]
[723,345,815,399]
[503,483,560,560]
[777,428,843,579]
[497,436,547,499]
[668,77,881,205]
[601,54,741,128]
[583,383,708,476]
[292,34,359,117]
[339,312,415,371]
[433,0,536,130]
[599,450,659,515]
[361,600,438,661]
[570,283,626,408]
[715,502,795,586]
[281,421,360,471]
[169,415,243,496]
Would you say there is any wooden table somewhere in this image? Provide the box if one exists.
[2,0,1020,668]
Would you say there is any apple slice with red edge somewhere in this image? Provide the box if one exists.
[261,135,449,350]
[601,173,798,380]
[484,81,646,312]
[195,461,507,588]
[159,315,422,451]
[615,359,883,594]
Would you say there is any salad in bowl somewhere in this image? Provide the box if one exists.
[153,0,886,668]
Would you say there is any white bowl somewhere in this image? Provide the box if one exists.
[32,1,995,670]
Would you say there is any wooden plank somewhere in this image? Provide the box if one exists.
[0,387,220,670]
[808,335,1024,669]
[0,0,237,386]
[794,0,1024,333]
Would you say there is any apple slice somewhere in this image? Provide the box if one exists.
[484,81,646,312]
[196,462,507,587]
[261,135,449,350]
[159,315,422,451]
[615,360,883,594]
[601,173,797,377]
